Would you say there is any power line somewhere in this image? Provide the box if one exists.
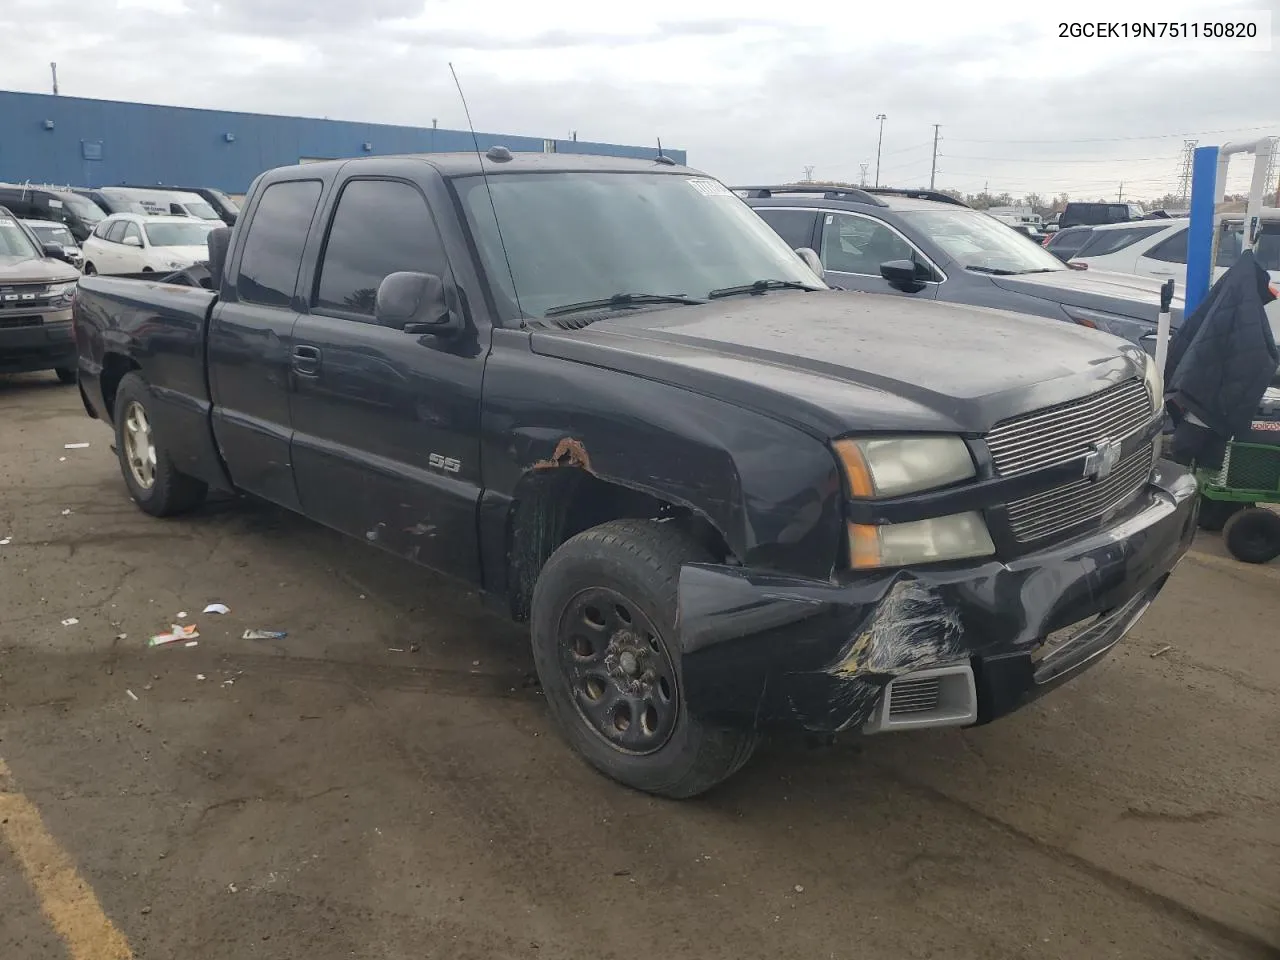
[879,141,933,157]
[941,154,1181,163]
[944,122,1280,145]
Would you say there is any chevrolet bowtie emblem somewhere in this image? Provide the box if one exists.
[1082,438,1122,481]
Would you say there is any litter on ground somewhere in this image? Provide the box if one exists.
[126,689,138,701]
[0,538,10,546]
[64,442,90,449]
[61,617,79,626]
[150,624,200,647]
[242,629,287,640]
[196,674,207,681]
[202,602,231,615]
[60,509,72,516]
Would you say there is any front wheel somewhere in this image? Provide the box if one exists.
[82,262,96,275]
[530,519,757,798]
[1222,507,1280,564]
[112,372,207,517]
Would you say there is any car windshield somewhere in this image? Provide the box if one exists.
[0,213,40,258]
[904,209,1068,273]
[184,201,222,220]
[208,190,240,215]
[27,222,75,246]
[59,193,105,223]
[145,221,215,247]
[455,171,823,319]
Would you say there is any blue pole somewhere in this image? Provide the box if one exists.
[1184,145,1219,313]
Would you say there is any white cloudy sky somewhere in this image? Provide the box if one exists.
[3,0,1278,201]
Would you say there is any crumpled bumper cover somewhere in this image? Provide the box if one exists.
[675,460,1198,735]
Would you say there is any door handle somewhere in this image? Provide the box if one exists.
[291,344,321,376]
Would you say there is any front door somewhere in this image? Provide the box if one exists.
[289,177,486,583]
[207,178,324,511]
[818,211,941,298]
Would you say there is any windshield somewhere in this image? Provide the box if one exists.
[208,190,239,215]
[183,200,222,220]
[27,222,75,246]
[905,210,1068,273]
[455,172,823,319]
[58,193,105,223]
[0,213,41,258]
[145,221,215,247]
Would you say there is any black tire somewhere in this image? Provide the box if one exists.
[112,372,207,517]
[1222,508,1280,564]
[530,519,757,799]
[83,262,96,275]
[54,367,77,385]
[1197,497,1250,532]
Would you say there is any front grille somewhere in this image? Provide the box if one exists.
[887,676,941,716]
[985,379,1153,476]
[0,315,41,329]
[0,284,56,310]
[1006,445,1155,543]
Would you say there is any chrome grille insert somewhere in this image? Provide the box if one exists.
[1006,445,1156,543]
[986,379,1153,477]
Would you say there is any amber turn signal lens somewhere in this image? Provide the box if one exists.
[832,438,875,498]
[848,523,882,568]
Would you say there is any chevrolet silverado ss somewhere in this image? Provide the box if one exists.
[71,152,1198,797]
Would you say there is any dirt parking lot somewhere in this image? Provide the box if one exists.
[1,371,1277,960]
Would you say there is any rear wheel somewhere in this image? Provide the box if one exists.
[112,372,207,517]
[530,519,757,798]
[54,367,77,385]
[1197,497,1250,532]
[1222,507,1280,564]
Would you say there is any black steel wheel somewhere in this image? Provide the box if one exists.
[559,586,679,755]
[1222,507,1280,564]
[531,519,757,798]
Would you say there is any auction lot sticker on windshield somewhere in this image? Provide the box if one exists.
[687,178,733,198]
[0,218,15,227]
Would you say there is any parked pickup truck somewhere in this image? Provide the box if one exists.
[73,152,1198,797]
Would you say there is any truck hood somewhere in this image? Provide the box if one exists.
[0,254,80,284]
[989,268,1184,323]
[529,291,1148,438]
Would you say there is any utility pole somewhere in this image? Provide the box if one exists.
[1117,181,1125,201]
[929,124,941,190]
[50,62,58,95]
[858,162,869,187]
[802,164,815,183]
[874,114,887,187]
[1175,139,1198,205]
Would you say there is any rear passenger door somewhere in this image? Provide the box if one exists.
[818,211,941,298]
[288,177,485,582]
[208,178,324,511]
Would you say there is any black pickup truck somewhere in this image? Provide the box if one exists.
[72,152,1198,797]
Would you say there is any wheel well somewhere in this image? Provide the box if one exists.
[507,469,733,622]
[100,354,140,423]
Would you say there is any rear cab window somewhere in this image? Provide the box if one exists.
[236,180,323,307]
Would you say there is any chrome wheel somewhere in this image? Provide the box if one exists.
[122,401,156,489]
[559,587,679,755]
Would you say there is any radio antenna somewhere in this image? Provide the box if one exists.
[448,62,525,325]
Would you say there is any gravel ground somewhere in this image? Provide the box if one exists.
[1,371,1277,960]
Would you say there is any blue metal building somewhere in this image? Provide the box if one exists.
[0,90,685,194]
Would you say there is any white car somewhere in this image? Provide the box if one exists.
[1069,212,1279,334]
[81,214,215,276]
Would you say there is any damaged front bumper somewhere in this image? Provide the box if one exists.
[675,460,1198,735]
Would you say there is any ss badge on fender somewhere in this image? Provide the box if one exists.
[429,453,462,474]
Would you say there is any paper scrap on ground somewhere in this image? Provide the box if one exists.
[149,624,200,647]
[242,629,286,640]
[185,641,198,648]
[176,611,188,619]
[60,509,72,516]
[0,538,10,546]
[196,674,206,681]
[64,442,90,449]
[61,617,79,626]
[202,603,230,615]
[126,689,139,701]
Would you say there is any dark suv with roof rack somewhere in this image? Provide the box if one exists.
[742,185,1183,345]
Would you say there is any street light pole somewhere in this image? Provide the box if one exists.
[874,114,887,187]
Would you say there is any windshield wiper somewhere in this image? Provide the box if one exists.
[708,279,820,299]
[543,292,705,317]
[964,265,1019,276]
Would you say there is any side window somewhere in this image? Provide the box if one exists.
[1105,205,1130,223]
[312,179,449,320]
[754,209,819,250]
[821,213,917,276]
[1216,226,1243,268]
[106,220,128,243]
[1048,228,1093,258]
[92,221,110,239]
[1254,227,1280,273]
[1147,228,1188,264]
[236,180,322,308]
[122,222,143,246]
[1074,225,1166,258]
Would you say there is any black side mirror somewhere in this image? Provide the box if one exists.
[375,271,463,335]
[880,259,929,293]
[206,227,231,288]
[42,242,71,262]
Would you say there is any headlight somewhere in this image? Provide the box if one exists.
[849,513,995,568]
[1142,352,1163,410]
[1062,305,1153,342]
[833,436,976,498]
[47,281,77,304]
